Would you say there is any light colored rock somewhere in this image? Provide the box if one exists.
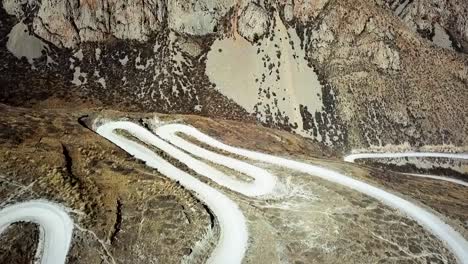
[33,0,80,48]
[73,49,83,61]
[31,0,164,48]
[385,106,410,126]
[371,41,400,71]
[278,0,330,22]
[309,22,335,63]
[166,0,235,35]
[178,38,203,57]
[107,0,163,40]
[381,0,468,52]
[72,0,110,42]
[95,48,101,61]
[3,0,26,17]
[237,3,270,42]
[71,66,87,86]
[97,77,106,89]
[283,0,294,22]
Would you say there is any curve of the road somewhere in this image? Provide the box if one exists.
[0,200,74,264]
[344,152,468,187]
[98,121,468,264]
[97,121,257,264]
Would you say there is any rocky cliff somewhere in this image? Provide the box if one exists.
[1,0,467,152]
[379,0,468,53]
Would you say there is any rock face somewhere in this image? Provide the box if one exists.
[27,0,165,48]
[237,3,270,42]
[0,0,467,152]
[22,0,237,47]
[167,0,235,35]
[379,0,468,53]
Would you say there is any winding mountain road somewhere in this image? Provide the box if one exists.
[344,152,468,162]
[0,200,73,264]
[97,121,252,264]
[344,152,468,187]
[2,122,466,264]
[97,121,468,264]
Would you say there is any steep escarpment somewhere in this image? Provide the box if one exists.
[0,0,467,152]
[379,0,468,53]
[289,0,468,149]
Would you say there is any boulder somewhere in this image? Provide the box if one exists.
[237,3,270,42]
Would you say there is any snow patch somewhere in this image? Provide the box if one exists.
[206,14,323,139]
[97,77,106,89]
[73,49,84,61]
[7,22,48,65]
[153,42,161,52]
[119,55,129,66]
[46,55,56,65]
[432,23,454,50]
[95,48,101,61]
[135,54,154,70]
[71,66,87,86]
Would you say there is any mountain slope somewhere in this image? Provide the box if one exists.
[1,0,467,152]
[0,104,467,263]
